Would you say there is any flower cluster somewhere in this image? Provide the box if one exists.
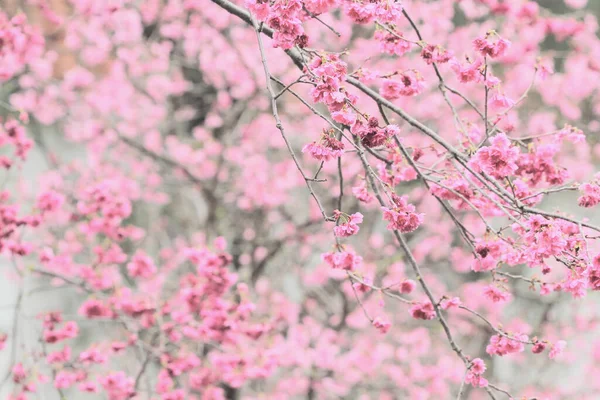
[0,120,34,165]
[372,316,391,334]
[126,250,158,279]
[382,193,424,233]
[410,301,436,320]
[420,44,453,65]
[465,358,488,388]
[351,116,399,148]
[0,12,44,81]
[549,340,566,359]
[473,31,511,58]
[333,210,364,237]
[380,70,425,99]
[374,29,412,56]
[322,249,363,270]
[247,0,308,49]
[344,0,404,24]
[512,215,571,269]
[309,54,348,101]
[472,239,510,272]
[483,285,511,303]
[578,174,600,207]
[450,57,484,83]
[486,333,528,356]
[352,183,374,203]
[469,133,520,179]
[302,129,345,162]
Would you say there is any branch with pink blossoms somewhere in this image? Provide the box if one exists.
[209,1,597,398]
[228,0,600,239]
[351,135,513,399]
[251,17,334,223]
[4,1,600,399]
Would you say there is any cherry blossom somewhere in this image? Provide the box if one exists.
[0,1,598,399]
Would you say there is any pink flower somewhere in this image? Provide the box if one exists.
[344,2,375,24]
[382,194,424,233]
[380,80,401,100]
[0,14,43,82]
[331,110,357,126]
[440,297,461,310]
[44,321,79,344]
[12,363,26,383]
[321,250,363,271]
[450,57,484,83]
[302,133,345,162]
[99,371,135,400]
[562,277,587,299]
[352,183,373,203]
[47,346,71,364]
[36,190,65,213]
[54,371,78,389]
[489,92,516,110]
[245,0,270,20]
[532,341,547,354]
[483,285,511,303]
[353,276,372,293]
[578,182,600,207]
[588,255,600,290]
[399,279,416,294]
[372,316,391,334]
[486,333,528,356]
[374,30,412,56]
[307,54,349,111]
[410,301,436,320]
[127,251,157,279]
[465,358,488,388]
[370,0,403,23]
[78,299,113,319]
[304,0,337,14]
[549,340,566,359]
[471,358,486,375]
[352,117,399,148]
[79,347,108,364]
[264,0,307,50]
[537,58,554,80]
[473,32,511,58]
[512,215,567,267]
[557,125,585,143]
[333,211,364,237]
[420,44,453,65]
[469,133,519,179]
[157,369,174,394]
[380,71,424,99]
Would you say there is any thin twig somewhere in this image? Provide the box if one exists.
[251,18,332,222]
